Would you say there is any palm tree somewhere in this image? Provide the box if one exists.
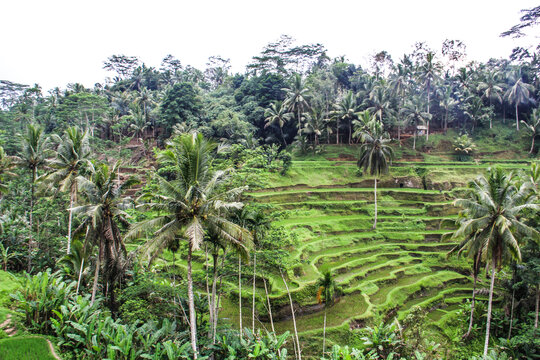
[126,133,252,358]
[283,74,310,134]
[46,126,92,254]
[450,167,539,357]
[317,270,338,356]
[417,52,441,140]
[464,95,491,133]
[401,97,432,150]
[352,110,376,140]
[72,162,138,308]
[357,120,394,229]
[264,101,291,146]
[17,123,51,272]
[367,84,391,126]
[521,108,540,154]
[303,108,325,148]
[477,70,504,129]
[505,72,534,131]
[389,64,410,140]
[439,86,458,133]
[332,91,359,145]
[0,146,16,196]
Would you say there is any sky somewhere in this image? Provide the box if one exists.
[1,0,538,91]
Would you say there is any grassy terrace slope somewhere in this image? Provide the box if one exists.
[216,146,530,351]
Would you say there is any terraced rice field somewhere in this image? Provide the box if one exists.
[219,159,530,339]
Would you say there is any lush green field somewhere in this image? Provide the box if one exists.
[0,337,57,360]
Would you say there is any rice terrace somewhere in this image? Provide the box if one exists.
[0,2,539,359]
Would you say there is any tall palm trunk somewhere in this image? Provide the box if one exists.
[187,244,198,358]
[484,263,496,357]
[508,288,515,339]
[67,187,75,254]
[515,104,520,131]
[252,251,256,331]
[28,176,35,273]
[348,119,352,145]
[535,284,539,329]
[426,86,430,141]
[464,274,477,338]
[263,278,275,333]
[373,178,377,229]
[322,308,327,356]
[336,119,340,145]
[209,253,219,342]
[413,129,416,150]
[281,269,301,360]
[530,135,536,154]
[91,244,101,305]
[238,255,242,337]
[280,127,287,147]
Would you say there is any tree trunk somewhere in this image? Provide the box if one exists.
[373,178,377,229]
[484,263,496,357]
[281,269,301,360]
[67,190,75,254]
[323,308,327,356]
[464,274,477,338]
[535,284,539,329]
[530,136,535,154]
[426,90,430,141]
[76,257,84,295]
[252,251,256,331]
[348,119,352,145]
[444,109,448,133]
[210,253,218,342]
[238,255,242,337]
[187,244,199,358]
[214,250,227,342]
[91,245,101,305]
[263,278,275,334]
[413,130,416,150]
[515,104,519,131]
[508,288,515,339]
[28,171,35,273]
[336,119,340,145]
[280,127,287,147]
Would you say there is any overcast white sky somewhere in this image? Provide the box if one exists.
[1,0,538,90]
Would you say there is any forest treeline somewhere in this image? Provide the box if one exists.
[1,34,539,156]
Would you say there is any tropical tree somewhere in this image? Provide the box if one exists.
[417,52,441,139]
[505,72,534,131]
[450,167,539,357]
[439,86,458,133]
[283,74,310,133]
[126,133,252,358]
[72,161,138,308]
[477,70,504,129]
[46,126,92,254]
[367,84,392,127]
[401,97,432,150]
[332,91,359,145]
[357,120,394,229]
[264,101,291,146]
[389,64,411,140]
[521,108,540,154]
[17,123,51,272]
[317,270,338,356]
[0,146,16,195]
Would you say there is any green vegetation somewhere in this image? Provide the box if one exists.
[0,7,539,359]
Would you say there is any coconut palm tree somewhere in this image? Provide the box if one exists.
[389,64,411,140]
[367,84,391,126]
[477,70,504,129]
[521,108,540,154]
[46,126,92,254]
[450,167,539,357]
[264,101,291,146]
[317,270,338,356]
[283,74,310,134]
[126,133,252,358]
[417,52,441,140]
[0,146,16,195]
[505,72,534,131]
[332,91,359,145]
[357,120,394,229]
[72,161,138,308]
[401,97,432,150]
[439,86,458,133]
[17,123,51,272]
